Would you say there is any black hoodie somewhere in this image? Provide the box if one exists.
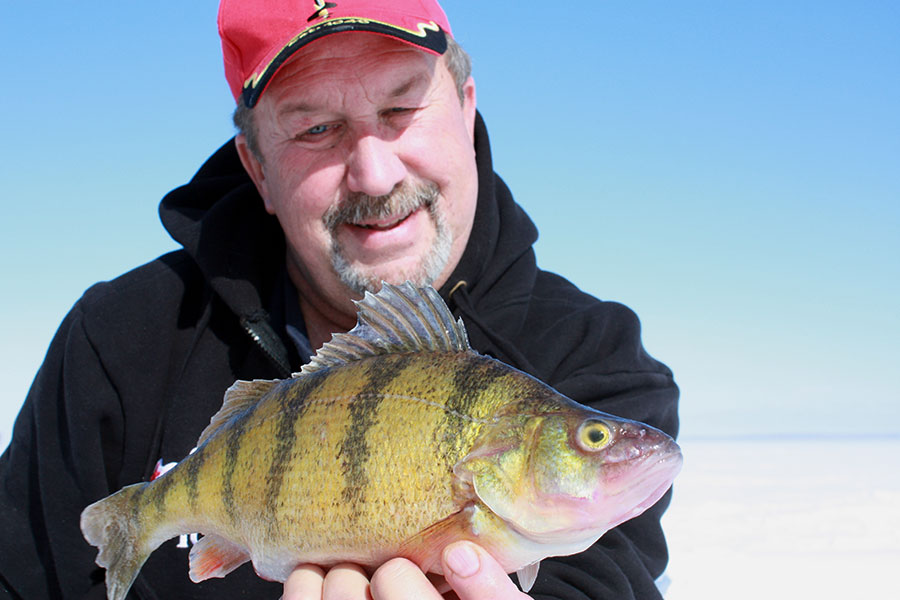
[0,114,678,600]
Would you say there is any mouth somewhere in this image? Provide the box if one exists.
[336,206,432,257]
[605,446,683,498]
[325,179,441,237]
[348,210,415,231]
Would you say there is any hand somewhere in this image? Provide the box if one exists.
[281,541,531,599]
[438,541,532,600]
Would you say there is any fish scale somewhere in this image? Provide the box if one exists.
[81,283,682,600]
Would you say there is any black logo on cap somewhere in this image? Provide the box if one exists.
[308,0,338,22]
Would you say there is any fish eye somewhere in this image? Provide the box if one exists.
[577,420,612,451]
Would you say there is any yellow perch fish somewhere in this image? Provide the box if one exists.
[81,282,682,599]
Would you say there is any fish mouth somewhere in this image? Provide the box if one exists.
[499,450,683,545]
[635,454,682,501]
[605,434,682,489]
[605,449,683,524]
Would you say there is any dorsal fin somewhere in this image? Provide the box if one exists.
[298,282,470,376]
[197,379,279,446]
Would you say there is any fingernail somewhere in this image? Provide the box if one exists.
[445,542,480,578]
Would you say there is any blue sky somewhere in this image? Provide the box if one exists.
[1,1,898,447]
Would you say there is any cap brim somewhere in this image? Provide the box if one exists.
[241,18,447,108]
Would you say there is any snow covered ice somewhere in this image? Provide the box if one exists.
[662,437,900,599]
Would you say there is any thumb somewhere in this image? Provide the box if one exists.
[441,541,530,599]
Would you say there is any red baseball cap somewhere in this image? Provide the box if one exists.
[218,0,452,108]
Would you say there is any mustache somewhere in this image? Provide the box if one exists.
[323,181,441,232]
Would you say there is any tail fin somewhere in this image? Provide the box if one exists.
[80,483,155,600]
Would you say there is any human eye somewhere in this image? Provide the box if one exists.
[389,106,422,118]
[294,122,342,143]
[382,106,419,127]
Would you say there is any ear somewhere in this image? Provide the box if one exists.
[235,134,274,214]
[461,76,477,143]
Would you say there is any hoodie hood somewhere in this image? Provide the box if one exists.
[159,139,284,321]
[437,113,539,320]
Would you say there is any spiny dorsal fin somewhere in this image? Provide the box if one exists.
[299,282,470,376]
[197,379,280,446]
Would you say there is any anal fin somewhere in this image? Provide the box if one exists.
[188,533,250,582]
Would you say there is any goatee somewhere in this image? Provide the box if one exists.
[323,181,451,296]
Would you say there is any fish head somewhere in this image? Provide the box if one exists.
[455,400,682,551]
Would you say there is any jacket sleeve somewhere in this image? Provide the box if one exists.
[527,299,680,600]
[0,303,126,599]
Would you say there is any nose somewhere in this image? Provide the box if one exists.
[346,134,407,197]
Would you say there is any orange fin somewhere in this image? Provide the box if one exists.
[397,507,475,573]
[188,533,250,582]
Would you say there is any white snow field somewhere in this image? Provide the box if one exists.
[661,438,900,599]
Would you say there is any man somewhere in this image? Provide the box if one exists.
[0,1,679,599]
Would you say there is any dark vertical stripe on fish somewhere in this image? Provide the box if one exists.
[184,449,206,513]
[221,418,249,525]
[131,483,147,522]
[129,481,152,522]
[220,388,269,524]
[147,468,178,517]
[438,358,509,461]
[263,376,325,534]
[339,355,413,517]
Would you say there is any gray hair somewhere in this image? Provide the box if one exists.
[233,35,472,161]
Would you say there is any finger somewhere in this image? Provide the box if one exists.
[441,542,530,600]
[425,572,452,595]
[369,557,443,600]
[283,564,326,600]
[322,563,372,600]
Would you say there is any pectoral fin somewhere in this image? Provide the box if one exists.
[397,508,474,573]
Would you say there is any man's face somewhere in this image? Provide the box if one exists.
[237,33,478,322]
